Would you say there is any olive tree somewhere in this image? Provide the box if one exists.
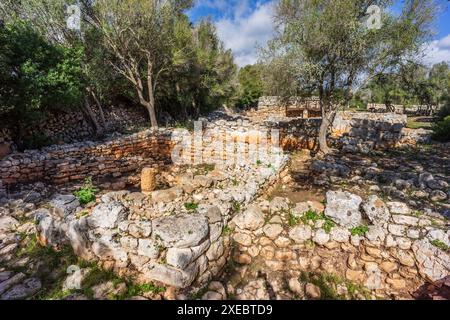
[88,0,193,128]
[261,0,437,155]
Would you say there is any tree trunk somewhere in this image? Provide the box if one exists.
[318,113,332,156]
[82,96,103,135]
[89,88,107,129]
[146,102,158,129]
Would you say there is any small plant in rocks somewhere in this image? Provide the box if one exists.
[430,240,450,251]
[184,202,199,212]
[350,225,369,236]
[74,177,97,205]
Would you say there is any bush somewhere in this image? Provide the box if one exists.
[432,116,450,142]
[74,177,98,205]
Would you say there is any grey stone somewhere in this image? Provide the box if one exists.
[153,214,209,248]
[362,195,389,226]
[232,205,265,231]
[166,240,210,269]
[263,224,283,239]
[88,202,127,229]
[386,202,410,215]
[138,239,160,259]
[49,194,80,217]
[324,191,363,228]
[1,278,41,300]
[313,229,330,245]
[143,261,199,288]
[289,225,312,243]
[412,239,450,282]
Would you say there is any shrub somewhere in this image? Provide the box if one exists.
[432,116,450,142]
[74,177,97,205]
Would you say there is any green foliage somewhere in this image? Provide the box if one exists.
[184,202,199,212]
[430,239,450,251]
[74,177,98,205]
[350,225,369,236]
[222,225,231,236]
[236,64,264,109]
[288,213,302,227]
[300,271,372,300]
[0,19,84,149]
[231,201,241,213]
[432,116,450,142]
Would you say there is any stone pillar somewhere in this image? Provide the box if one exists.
[141,167,158,194]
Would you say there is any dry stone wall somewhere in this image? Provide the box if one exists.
[0,111,429,188]
[34,155,289,289]
[0,130,173,186]
[0,104,149,152]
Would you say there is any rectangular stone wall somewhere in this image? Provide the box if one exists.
[0,130,173,186]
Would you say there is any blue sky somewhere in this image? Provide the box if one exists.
[186,0,450,67]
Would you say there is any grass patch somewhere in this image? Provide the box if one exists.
[349,225,369,236]
[297,210,335,233]
[407,118,433,130]
[231,201,241,213]
[430,239,450,251]
[222,225,231,236]
[184,202,199,212]
[193,163,215,176]
[74,177,97,205]
[300,271,371,300]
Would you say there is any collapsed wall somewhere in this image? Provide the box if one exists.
[0,111,430,188]
[34,142,289,289]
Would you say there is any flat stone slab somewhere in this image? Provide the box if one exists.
[152,214,209,248]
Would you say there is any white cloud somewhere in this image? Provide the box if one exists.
[197,1,275,67]
[422,34,450,65]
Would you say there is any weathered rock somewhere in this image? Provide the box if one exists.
[151,187,183,203]
[313,229,330,245]
[135,239,159,259]
[233,233,252,246]
[49,194,80,217]
[0,216,19,233]
[289,225,312,243]
[263,224,283,239]
[1,278,41,300]
[88,202,127,229]
[412,239,450,282]
[386,202,410,215]
[232,205,265,231]
[324,191,363,228]
[143,262,199,288]
[152,214,209,248]
[330,227,351,243]
[63,268,91,291]
[166,240,210,269]
[269,197,290,212]
[236,279,270,300]
[128,221,152,238]
[305,283,321,299]
[0,273,26,295]
[362,195,389,226]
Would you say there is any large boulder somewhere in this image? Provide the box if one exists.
[412,239,450,282]
[231,205,265,231]
[49,194,80,217]
[88,202,127,229]
[152,214,209,248]
[362,195,390,226]
[324,191,363,228]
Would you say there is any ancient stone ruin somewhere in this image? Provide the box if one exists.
[0,108,448,301]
